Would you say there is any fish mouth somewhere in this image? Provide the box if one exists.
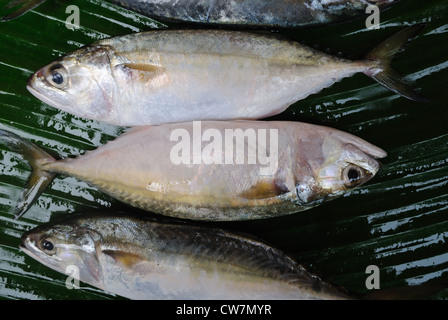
[26,81,81,118]
[19,235,65,274]
[19,235,41,262]
[19,241,36,259]
[27,83,57,107]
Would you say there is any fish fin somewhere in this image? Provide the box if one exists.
[80,254,102,283]
[239,179,290,200]
[0,129,56,219]
[124,63,165,74]
[102,250,143,268]
[118,63,169,85]
[363,24,429,102]
[1,0,46,22]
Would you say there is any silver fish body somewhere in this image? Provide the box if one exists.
[110,0,396,28]
[1,0,397,26]
[20,213,351,299]
[27,27,426,127]
[0,121,386,220]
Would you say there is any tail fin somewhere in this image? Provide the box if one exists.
[0,129,56,219]
[363,24,429,102]
[1,0,46,22]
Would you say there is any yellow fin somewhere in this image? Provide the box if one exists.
[121,63,169,87]
[239,180,289,200]
[125,63,164,74]
[102,250,143,268]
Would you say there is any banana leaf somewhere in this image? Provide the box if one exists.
[0,0,447,300]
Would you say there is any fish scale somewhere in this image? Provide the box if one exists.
[108,0,397,28]
[1,0,399,27]
[26,26,426,127]
[19,213,351,299]
[0,121,385,220]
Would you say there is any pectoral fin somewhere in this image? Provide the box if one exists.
[125,63,164,74]
[239,180,290,200]
[118,63,169,86]
[102,250,144,269]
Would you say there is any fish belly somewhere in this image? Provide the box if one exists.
[46,122,306,220]
[106,31,361,125]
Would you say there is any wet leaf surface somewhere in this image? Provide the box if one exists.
[0,0,447,299]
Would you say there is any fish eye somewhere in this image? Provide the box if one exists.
[52,72,64,85]
[47,64,69,89]
[342,164,367,188]
[39,237,56,255]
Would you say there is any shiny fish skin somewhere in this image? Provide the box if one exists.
[1,0,397,25]
[110,0,397,28]
[20,213,351,299]
[27,27,426,127]
[0,121,386,220]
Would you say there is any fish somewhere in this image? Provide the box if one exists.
[19,212,351,299]
[27,26,427,127]
[0,120,386,220]
[108,0,399,28]
[1,0,398,26]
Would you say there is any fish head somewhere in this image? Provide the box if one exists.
[295,128,386,206]
[27,45,116,123]
[20,220,103,287]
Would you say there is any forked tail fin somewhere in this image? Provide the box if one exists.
[0,129,56,219]
[363,24,429,102]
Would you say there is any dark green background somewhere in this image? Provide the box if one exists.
[0,0,447,299]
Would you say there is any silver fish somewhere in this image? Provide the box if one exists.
[109,0,397,28]
[27,26,427,127]
[1,0,397,26]
[0,120,386,220]
[20,212,351,299]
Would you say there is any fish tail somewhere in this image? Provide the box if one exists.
[363,24,429,102]
[1,0,46,22]
[0,129,56,219]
